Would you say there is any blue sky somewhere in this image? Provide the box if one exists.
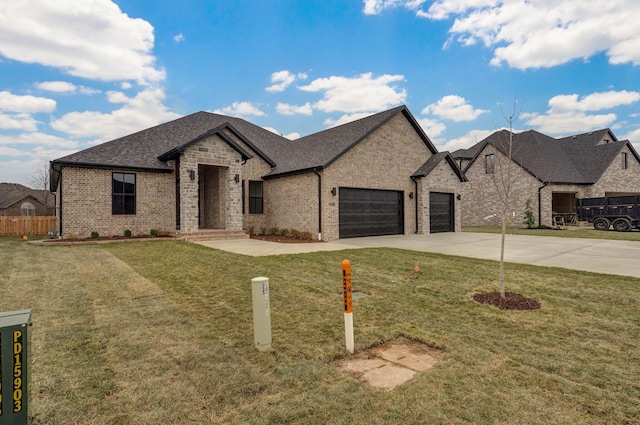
[2,0,640,187]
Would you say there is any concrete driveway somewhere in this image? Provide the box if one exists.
[195,232,640,278]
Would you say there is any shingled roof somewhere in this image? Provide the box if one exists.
[412,152,467,182]
[263,105,439,178]
[51,105,441,186]
[0,183,51,209]
[451,128,638,184]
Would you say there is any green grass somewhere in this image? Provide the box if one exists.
[464,225,640,241]
[1,237,639,424]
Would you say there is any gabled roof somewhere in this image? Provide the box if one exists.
[451,128,637,184]
[0,183,50,209]
[157,123,255,163]
[51,105,442,185]
[263,105,439,178]
[50,111,291,189]
[412,152,467,182]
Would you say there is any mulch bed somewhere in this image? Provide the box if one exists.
[472,292,541,311]
[250,234,321,243]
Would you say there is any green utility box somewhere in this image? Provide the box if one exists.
[0,310,32,425]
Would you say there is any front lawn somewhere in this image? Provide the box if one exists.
[1,238,638,424]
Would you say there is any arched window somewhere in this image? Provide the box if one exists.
[21,202,35,216]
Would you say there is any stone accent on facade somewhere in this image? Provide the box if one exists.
[179,135,244,233]
[224,129,274,235]
[59,166,175,238]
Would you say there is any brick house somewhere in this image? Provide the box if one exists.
[0,183,54,216]
[451,128,640,227]
[50,106,466,240]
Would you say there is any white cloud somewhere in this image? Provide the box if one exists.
[438,128,494,152]
[266,70,307,93]
[173,33,185,43]
[35,81,100,96]
[299,72,406,114]
[416,117,446,139]
[524,90,640,135]
[35,81,77,93]
[0,132,78,149]
[106,91,130,104]
[422,95,487,121]
[50,88,180,141]
[324,112,374,128]
[546,90,640,113]
[620,127,640,143]
[371,0,640,69]
[276,102,313,116]
[0,91,56,113]
[524,111,617,135]
[212,101,266,118]
[0,113,39,131]
[0,0,164,84]
[121,82,133,90]
[263,127,300,140]
[363,0,427,15]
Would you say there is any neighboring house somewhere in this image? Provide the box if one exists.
[452,128,640,227]
[50,106,466,240]
[0,183,54,216]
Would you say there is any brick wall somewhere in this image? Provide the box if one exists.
[60,166,175,238]
[320,113,436,241]
[264,172,320,238]
[179,135,243,233]
[228,130,274,235]
[592,146,640,196]
[418,159,463,233]
[460,145,542,226]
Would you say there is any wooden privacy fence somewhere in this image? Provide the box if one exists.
[0,216,56,236]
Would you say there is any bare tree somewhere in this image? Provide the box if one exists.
[28,160,54,215]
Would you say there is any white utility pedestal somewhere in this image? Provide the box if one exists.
[251,277,272,352]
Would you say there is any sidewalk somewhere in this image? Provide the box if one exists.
[194,232,640,278]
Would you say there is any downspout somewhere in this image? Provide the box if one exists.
[51,164,63,237]
[411,177,418,233]
[313,169,322,240]
[538,182,550,228]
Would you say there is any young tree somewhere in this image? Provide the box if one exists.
[496,113,517,299]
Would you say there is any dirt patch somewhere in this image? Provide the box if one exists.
[250,234,321,243]
[336,338,441,390]
[473,292,541,311]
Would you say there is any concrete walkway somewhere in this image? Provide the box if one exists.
[194,232,640,278]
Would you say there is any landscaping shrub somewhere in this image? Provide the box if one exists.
[90,231,99,239]
[123,229,132,237]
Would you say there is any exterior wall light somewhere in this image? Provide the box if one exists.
[235,174,240,183]
[188,169,195,181]
[331,187,337,196]
[457,194,461,200]
[409,192,414,199]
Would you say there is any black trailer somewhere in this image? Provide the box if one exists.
[575,195,640,232]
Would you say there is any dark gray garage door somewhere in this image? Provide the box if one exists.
[339,188,403,238]
[429,192,454,233]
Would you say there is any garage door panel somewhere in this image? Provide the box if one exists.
[339,188,403,238]
[430,192,454,233]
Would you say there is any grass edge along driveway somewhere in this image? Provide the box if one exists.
[1,238,638,424]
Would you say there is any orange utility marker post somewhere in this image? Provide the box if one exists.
[342,259,354,354]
